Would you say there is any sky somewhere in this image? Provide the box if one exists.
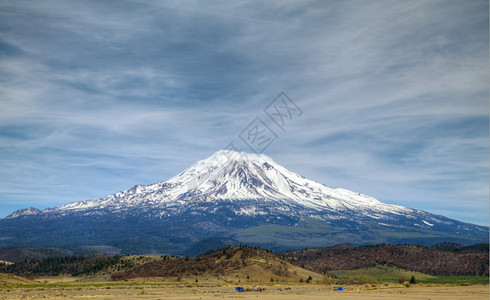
[0,0,488,226]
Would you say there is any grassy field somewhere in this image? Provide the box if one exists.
[1,269,488,300]
[0,281,488,299]
[329,264,435,284]
[422,275,489,285]
[0,273,40,287]
[1,273,487,290]
[328,264,489,285]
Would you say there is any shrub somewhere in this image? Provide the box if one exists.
[409,275,416,284]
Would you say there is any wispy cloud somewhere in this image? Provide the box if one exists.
[0,0,487,225]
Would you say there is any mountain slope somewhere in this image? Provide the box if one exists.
[0,150,488,254]
[7,150,410,217]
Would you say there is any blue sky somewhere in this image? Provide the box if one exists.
[0,0,488,225]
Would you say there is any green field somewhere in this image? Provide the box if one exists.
[328,264,489,285]
[422,275,489,285]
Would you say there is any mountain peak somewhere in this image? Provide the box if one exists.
[165,150,277,188]
[205,150,275,165]
[6,207,41,219]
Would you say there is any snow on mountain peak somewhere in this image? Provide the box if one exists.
[24,150,412,218]
[210,150,275,164]
[167,150,276,183]
[6,207,41,219]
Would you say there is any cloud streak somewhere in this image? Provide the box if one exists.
[0,0,488,225]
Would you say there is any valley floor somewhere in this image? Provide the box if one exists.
[0,284,488,299]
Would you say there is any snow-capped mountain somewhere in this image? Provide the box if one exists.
[1,150,488,255]
[18,150,410,217]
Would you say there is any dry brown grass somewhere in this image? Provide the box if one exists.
[0,272,39,286]
[0,284,488,299]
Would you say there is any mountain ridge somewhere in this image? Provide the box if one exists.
[5,150,425,218]
[1,150,488,254]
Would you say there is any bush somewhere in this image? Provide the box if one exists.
[409,275,416,284]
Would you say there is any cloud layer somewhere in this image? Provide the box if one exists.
[0,0,488,225]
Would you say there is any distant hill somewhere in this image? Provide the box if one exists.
[430,242,489,252]
[0,246,324,283]
[0,248,68,263]
[183,237,242,257]
[111,246,325,283]
[1,244,487,284]
[285,243,489,276]
[0,253,147,278]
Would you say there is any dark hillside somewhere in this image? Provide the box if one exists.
[0,248,68,263]
[286,243,489,276]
